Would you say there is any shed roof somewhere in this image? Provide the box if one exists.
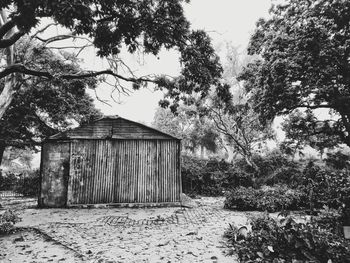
[48,115,180,140]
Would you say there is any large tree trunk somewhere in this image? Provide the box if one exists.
[0,143,6,167]
[0,9,15,120]
[0,78,15,119]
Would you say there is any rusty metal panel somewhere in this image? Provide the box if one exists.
[66,139,181,205]
[40,142,70,207]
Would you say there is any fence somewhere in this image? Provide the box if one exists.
[0,190,23,197]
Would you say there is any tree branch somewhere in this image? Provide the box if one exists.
[0,63,157,84]
[31,23,58,39]
[0,30,26,48]
[35,34,93,45]
[0,18,16,39]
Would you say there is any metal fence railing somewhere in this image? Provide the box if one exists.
[0,191,23,197]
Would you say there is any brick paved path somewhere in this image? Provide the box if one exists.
[96,207,227,227]
[33,207,246,263]
[8,198,248,262]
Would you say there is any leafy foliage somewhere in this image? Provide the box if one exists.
[0,171,18,191]
[224,154,350,213]
[0,210,20,235]
[298,161,350,211]
[181,155,253,197]
[224,185,305,212]
[0,0,223,115]
[281,110,340,158]
[239,0,350,147]
[13,170,40,197]
[225,214,350,263]
[0,38,102,162]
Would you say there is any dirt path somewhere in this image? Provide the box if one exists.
[1,197,246,262]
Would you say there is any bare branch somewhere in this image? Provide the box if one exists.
[48,44,93,50]
[0,63,158,84]
[35,34,93,45]
[94,89,112,107]
[31,23,58,39]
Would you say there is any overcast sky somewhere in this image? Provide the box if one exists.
[89,0,273,124]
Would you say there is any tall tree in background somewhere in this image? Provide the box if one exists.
[206,45,274,170]
[153,105,219,155]
[0,0,222,119]
[239,0,350,147]
[0,38,101,165]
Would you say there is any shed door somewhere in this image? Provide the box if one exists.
[67,139,179,205]
[67,140,115,204]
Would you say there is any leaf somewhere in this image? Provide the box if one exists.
[301,250,319,262]
[267,246,274,252]
[257,252,264,258]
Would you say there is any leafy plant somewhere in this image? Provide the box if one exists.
[14,169,40,197]
[0,210,21,235]
[299,162,350,211]
[224,185,306,212]
[225,214,350,263]
[181,155,254,197]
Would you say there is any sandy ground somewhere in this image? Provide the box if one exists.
[0,196,247,263]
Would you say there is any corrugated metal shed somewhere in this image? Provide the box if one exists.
[39,116,181,207]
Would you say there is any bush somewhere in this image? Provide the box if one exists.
[225,214,350,263]
[0,210,21,235]
[230,150,303,188]
[14,169,40,197]
[299,162,350,211]
[224,185,305,212]
[0,172,19,191]
[181,155,253,196]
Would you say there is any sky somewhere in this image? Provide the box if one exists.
[87,0,274,125]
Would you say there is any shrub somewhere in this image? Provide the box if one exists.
[225,214,350,263]
[181,155,253,196]
[0,210,21,235]
[0,172,19,191]
[14,169,40,197]
[224,185,305,212]
[299,162,350,211]
[325,151,350,170]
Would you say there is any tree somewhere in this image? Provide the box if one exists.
[208,92,274,171]
[0,1,222,119]
[152,105,219,155]
[239,0,350,147]
[0,38,101,165]
[206,45,274,170]
[1,147,33,169]
[280,109,339,159]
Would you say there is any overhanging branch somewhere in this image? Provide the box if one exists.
[0,30,26,48]
[0,19,16,39]
[0,63,157,84]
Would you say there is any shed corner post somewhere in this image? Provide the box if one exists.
[66,140,73,207]
[38,143,44,208]
[178,140,182,200]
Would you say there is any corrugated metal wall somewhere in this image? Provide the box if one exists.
[66,139,181,205]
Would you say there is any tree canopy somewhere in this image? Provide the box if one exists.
[0,0,222,118]
[239,0,350,147]
[0,38,101,164]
